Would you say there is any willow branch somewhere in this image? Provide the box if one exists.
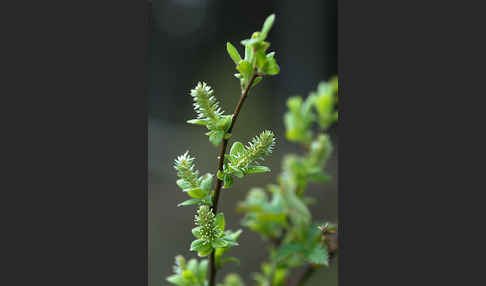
[208,72,261,286]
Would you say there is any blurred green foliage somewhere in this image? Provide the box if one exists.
[238,77,338,285]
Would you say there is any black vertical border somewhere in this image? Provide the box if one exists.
[3,1,150,285]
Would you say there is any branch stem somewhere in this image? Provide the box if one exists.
[208,72,260,286]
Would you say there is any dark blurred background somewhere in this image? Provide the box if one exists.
[149,1,337,285]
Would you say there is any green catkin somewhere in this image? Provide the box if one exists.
[191,82,224,122]
[195,205,221,245]
[174,151,199,189]
[234,130,275,169]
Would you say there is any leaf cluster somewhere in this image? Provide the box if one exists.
[227,14,280,90]
[190,205,242,269]
[284,76,338,144]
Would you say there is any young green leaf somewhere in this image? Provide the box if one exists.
[197,243,213,257]
[215,213,225,232]
[244,44,254,67]
[260,14,275,39]
[166,275,184,286]
[256,51,267,70]
[237,60,252,79]
[209,130,225,146]
[217,115,233,132]
[262,54,280,75]
[217,170,224,180]
[181,270,198,284]
[178,199,202,207]
[190,239,206,251]
[186,188,206,199]
[222,240,239,248]
[186,118,208,125]
[176,179,191,190]
[246,165,270,174]
[192,227,202,238]
[229,166,244,178]
[200,174,213,193]
[223,174,233,188]
[230,142,245,157]
[226,229,243,241]
[212,238,229,248]
[226,42,242,65]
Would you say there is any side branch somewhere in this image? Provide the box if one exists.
[208,72,260,286]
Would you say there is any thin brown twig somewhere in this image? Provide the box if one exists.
[208,72,261,286]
